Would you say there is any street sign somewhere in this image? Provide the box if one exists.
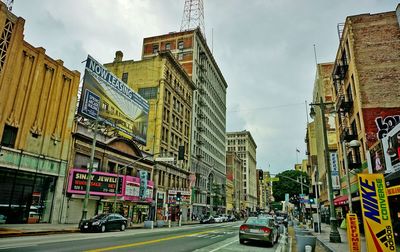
[155,157,175,162]
[265,177,280,182]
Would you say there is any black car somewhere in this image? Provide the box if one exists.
[200,215,215,224]
[227,215,236,222]
[79,213,127,232]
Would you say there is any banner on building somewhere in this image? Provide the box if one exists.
[78,55,149,144]
[346,213,361,252]
[367,142,386,174]
[330,152,340,190]
[139,170,148,200]
[358,173,396,251]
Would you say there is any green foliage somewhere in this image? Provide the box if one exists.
[272,170,310,202]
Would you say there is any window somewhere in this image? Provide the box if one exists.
[178,53,183,61]
[152,44,159,54]
[1,125,18,148]
[165,43,171,50]
[138,87,158,99]
[122,72,128,83]
[178,41,184,50]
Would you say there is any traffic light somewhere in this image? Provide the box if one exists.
[258,170,263,180]
[178,145,185,160]
[176,192,182,202]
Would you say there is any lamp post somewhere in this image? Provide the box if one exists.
[342,140,361,213]
[310,97,341,243]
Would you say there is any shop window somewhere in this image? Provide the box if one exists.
[1,125,18,148]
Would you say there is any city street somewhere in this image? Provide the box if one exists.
[0,222,281,252]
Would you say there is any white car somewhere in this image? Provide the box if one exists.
[214,216,224,223]
[221,215,229,222]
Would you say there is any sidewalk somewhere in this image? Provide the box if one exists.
[0,220,200,238]
[312,223,366,252]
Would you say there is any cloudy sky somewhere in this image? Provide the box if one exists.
[11,0,398,175]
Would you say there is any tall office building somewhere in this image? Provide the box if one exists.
[226,131,257,212]
[142,28,228,216]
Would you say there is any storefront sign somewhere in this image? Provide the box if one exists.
[139,170,148,200]
[68,169,123,196]
[346,213,361,252]
[124,176,153,202]
[358,174,396,251]
[387,185,400,197]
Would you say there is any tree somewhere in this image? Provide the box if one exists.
[272,170,309,202]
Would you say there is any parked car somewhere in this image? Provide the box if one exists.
[221,215,229,222]
[200,215,215,224]
[214,215,224,223]
[227,215,236,222]
[79,213,127,232]
[239,217,279,246]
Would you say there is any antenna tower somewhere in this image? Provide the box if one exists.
[180,0,205,37]
[4,0,13,11]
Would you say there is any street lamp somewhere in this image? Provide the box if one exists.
[342,139,361,213]
[310,97,341,243]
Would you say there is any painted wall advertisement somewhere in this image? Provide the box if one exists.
[382,123,400,173]
[362,108,400,148]
[358,174,396,251]
[78,55,149,144]
[346,213,361,252]
[330,152,340,190]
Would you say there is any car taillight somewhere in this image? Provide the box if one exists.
[240,225,249,231]
[260,227,271,233]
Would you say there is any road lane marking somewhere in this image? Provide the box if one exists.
[207,239,237,252]
[85,229,222,252]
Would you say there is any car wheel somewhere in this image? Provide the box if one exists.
[239,239,245,244]
[101,225,106,233]
[120,223,126,231]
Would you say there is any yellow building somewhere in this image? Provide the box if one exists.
[0,2,80,224]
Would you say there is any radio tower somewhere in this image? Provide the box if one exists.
[180,0,205,37]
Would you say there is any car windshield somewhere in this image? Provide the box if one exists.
[245,217,269,226]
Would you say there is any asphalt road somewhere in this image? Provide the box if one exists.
[0,222,281,252]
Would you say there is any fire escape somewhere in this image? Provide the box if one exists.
[333,48,361,170]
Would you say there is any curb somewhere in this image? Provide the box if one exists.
[0,222,201,238]
[315,237,335,252]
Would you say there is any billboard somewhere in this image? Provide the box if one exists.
[78,55,149,144]
[330,152,340,190]
[382,123,400,173]
[358,174,396,251]
[346,213,361,252]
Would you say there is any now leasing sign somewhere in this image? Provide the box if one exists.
[358,174,396,251]
[346,213,361,252]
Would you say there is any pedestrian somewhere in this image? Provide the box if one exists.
[137,210,142,223]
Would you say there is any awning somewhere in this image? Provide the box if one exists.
[334,195,348,206]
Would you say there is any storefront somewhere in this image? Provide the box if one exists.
[167,189,190,222]
[65,168,153,224]
[0,167,57,224]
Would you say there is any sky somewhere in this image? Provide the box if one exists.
[11,0,399,176]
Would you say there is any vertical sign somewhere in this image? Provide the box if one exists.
[358,174,396,251]
[139,170,148,200]
[346,213,361,252]
[330,152,340,190]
